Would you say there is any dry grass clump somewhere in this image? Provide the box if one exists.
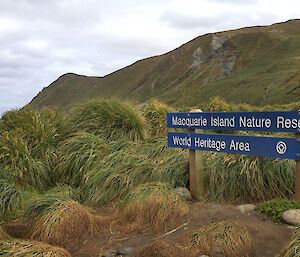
[278,224,300,256]
[191,221,254,257]
[115,182,189,233]
[279,238,300,257]
[29,200,99,248]
[0,225,11,240]
[0,239,71,256]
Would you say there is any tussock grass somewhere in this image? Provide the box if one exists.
[0,108,64,158]
[67,99,145,141]
[0,108,64,190]
[0,226,11,240]
[192,221,254,257]
[57,132,106,186]
[141,100,174,137]
[81,139,188,206]
[25,185,78,221]
[29,200,98,248]
[204,153,295,202]
[206,96,231,112]
[0,239,71,256]
[0,176,22,217]
[115,182,189,233]
[0,131,51,190]
[278,224,300,256]
[203,96,300,112]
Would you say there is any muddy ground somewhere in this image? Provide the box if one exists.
[71,202,292,257]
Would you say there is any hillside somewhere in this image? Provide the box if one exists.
[28,19,300,111]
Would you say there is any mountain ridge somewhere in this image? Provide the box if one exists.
[28,19,300,111]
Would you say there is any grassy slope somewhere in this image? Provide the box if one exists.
[28,20,300,111]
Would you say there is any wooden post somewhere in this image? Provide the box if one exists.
[189,109,204,200]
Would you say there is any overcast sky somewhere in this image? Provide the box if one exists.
[0,0,299,116]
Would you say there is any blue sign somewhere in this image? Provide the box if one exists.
[167,111,300,133]
[168,132,300,160]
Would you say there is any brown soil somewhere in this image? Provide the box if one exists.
[70,202,293,257]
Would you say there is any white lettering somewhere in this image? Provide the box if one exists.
[229,140,250,152]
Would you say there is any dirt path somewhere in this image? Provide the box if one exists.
[72,202,292,257]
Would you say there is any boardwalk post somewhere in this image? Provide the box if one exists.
[189,109,204,200]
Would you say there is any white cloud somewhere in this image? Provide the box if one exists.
[0,0,299,115]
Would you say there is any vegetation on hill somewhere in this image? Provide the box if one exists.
[27,20,300,112]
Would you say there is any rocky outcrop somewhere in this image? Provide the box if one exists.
[186,34,237,83]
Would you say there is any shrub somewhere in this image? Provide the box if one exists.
[115,182,189,233]
[204,153,295,202]
[0,239,71,256]
[192,221,254,257]
[256,198,300,222]
[66,99,146,141]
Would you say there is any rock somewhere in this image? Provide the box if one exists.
[282,209,300,225]
[236,204,256,213]
[102,250,117,257]
[174,187,192,201]
[117,246,134,255]
[212,34,228,51]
